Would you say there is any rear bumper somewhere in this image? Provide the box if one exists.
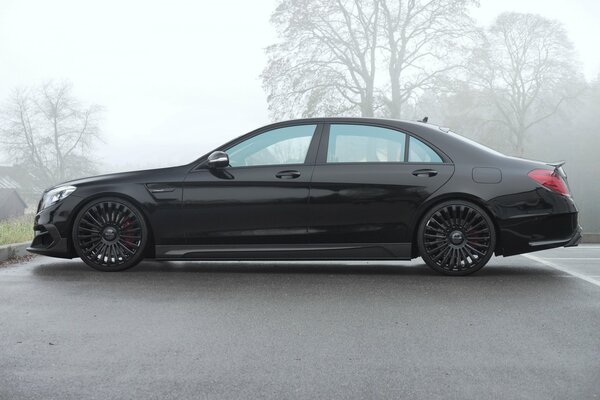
[527,223,582,248]
[564,225,582,247]
[497,212,580,256]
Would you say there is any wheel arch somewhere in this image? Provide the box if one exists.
[68,192,156,258]
[410,193,501,258]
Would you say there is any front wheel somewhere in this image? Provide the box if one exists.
[72,197,149,271]
[417,200,496,276]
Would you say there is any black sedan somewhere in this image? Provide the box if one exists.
[28,118,581,275]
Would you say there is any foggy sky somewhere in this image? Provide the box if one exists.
[1,0,598,171]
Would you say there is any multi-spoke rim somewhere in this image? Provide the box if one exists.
[423,204,492,272]
[76,201,143,268]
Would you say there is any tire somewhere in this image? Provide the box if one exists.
[417,200,496,276]
[72,197,149,271]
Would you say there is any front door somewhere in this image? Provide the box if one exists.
[182,123,321,247]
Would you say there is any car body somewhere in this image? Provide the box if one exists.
[27,118,581,275]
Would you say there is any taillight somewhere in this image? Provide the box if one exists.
[528,169,570,196]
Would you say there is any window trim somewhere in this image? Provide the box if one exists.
[317,122,449,165]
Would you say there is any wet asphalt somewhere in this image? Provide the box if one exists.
[1,246,599,399]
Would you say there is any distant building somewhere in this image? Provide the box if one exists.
[0,166,43,207]
[0,188,27,220]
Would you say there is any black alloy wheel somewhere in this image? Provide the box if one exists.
[417,200,496,275]
[72,197,148,271]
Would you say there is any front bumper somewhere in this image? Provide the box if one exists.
[27,223,72,258]
[26,196,82,259]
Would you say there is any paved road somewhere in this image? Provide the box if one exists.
[1,247,599,400]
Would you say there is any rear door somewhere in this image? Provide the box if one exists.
[308,123,454,245]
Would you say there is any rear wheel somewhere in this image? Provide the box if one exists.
[72,197,148,271]
[417,200,496,275]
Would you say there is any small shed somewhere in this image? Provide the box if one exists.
[0,188,27,221]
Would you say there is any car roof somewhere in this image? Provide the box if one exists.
[265,117,424,129]
[265,116,448,143]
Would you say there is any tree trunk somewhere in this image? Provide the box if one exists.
[361,82,375,117]
[387,65,403,119]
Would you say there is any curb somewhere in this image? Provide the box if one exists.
[0,242,30,262]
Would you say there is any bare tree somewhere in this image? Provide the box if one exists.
[263,0,381,119]
[379,0,478,118]
[0,81,102,185]
[262,0,479,120]
[475,12,581,155]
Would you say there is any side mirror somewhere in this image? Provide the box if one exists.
[207,151,229,168]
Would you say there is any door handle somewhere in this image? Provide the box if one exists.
[276,170,301,179]
[412,169,438,177]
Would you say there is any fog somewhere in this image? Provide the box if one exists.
[1,0,599,231]
[0,0,278,167]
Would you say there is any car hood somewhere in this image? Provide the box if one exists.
[46,166,186,192]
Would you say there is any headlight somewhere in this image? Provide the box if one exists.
[40,186,77,210]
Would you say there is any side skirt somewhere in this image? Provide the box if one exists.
[155,243,412,261]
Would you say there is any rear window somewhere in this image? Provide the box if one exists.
[408,137,443,163]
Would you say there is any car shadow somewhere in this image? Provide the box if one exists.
[25,257,568,303]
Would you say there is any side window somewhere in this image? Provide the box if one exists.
[327,124,406,163]
[227,125,317,167]
[408,137,443,163]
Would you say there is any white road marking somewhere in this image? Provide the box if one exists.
[544,258,600,260]
[522,253,600,288]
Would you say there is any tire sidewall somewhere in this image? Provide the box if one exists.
[417,200,496,276]
[72,196,149,272]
